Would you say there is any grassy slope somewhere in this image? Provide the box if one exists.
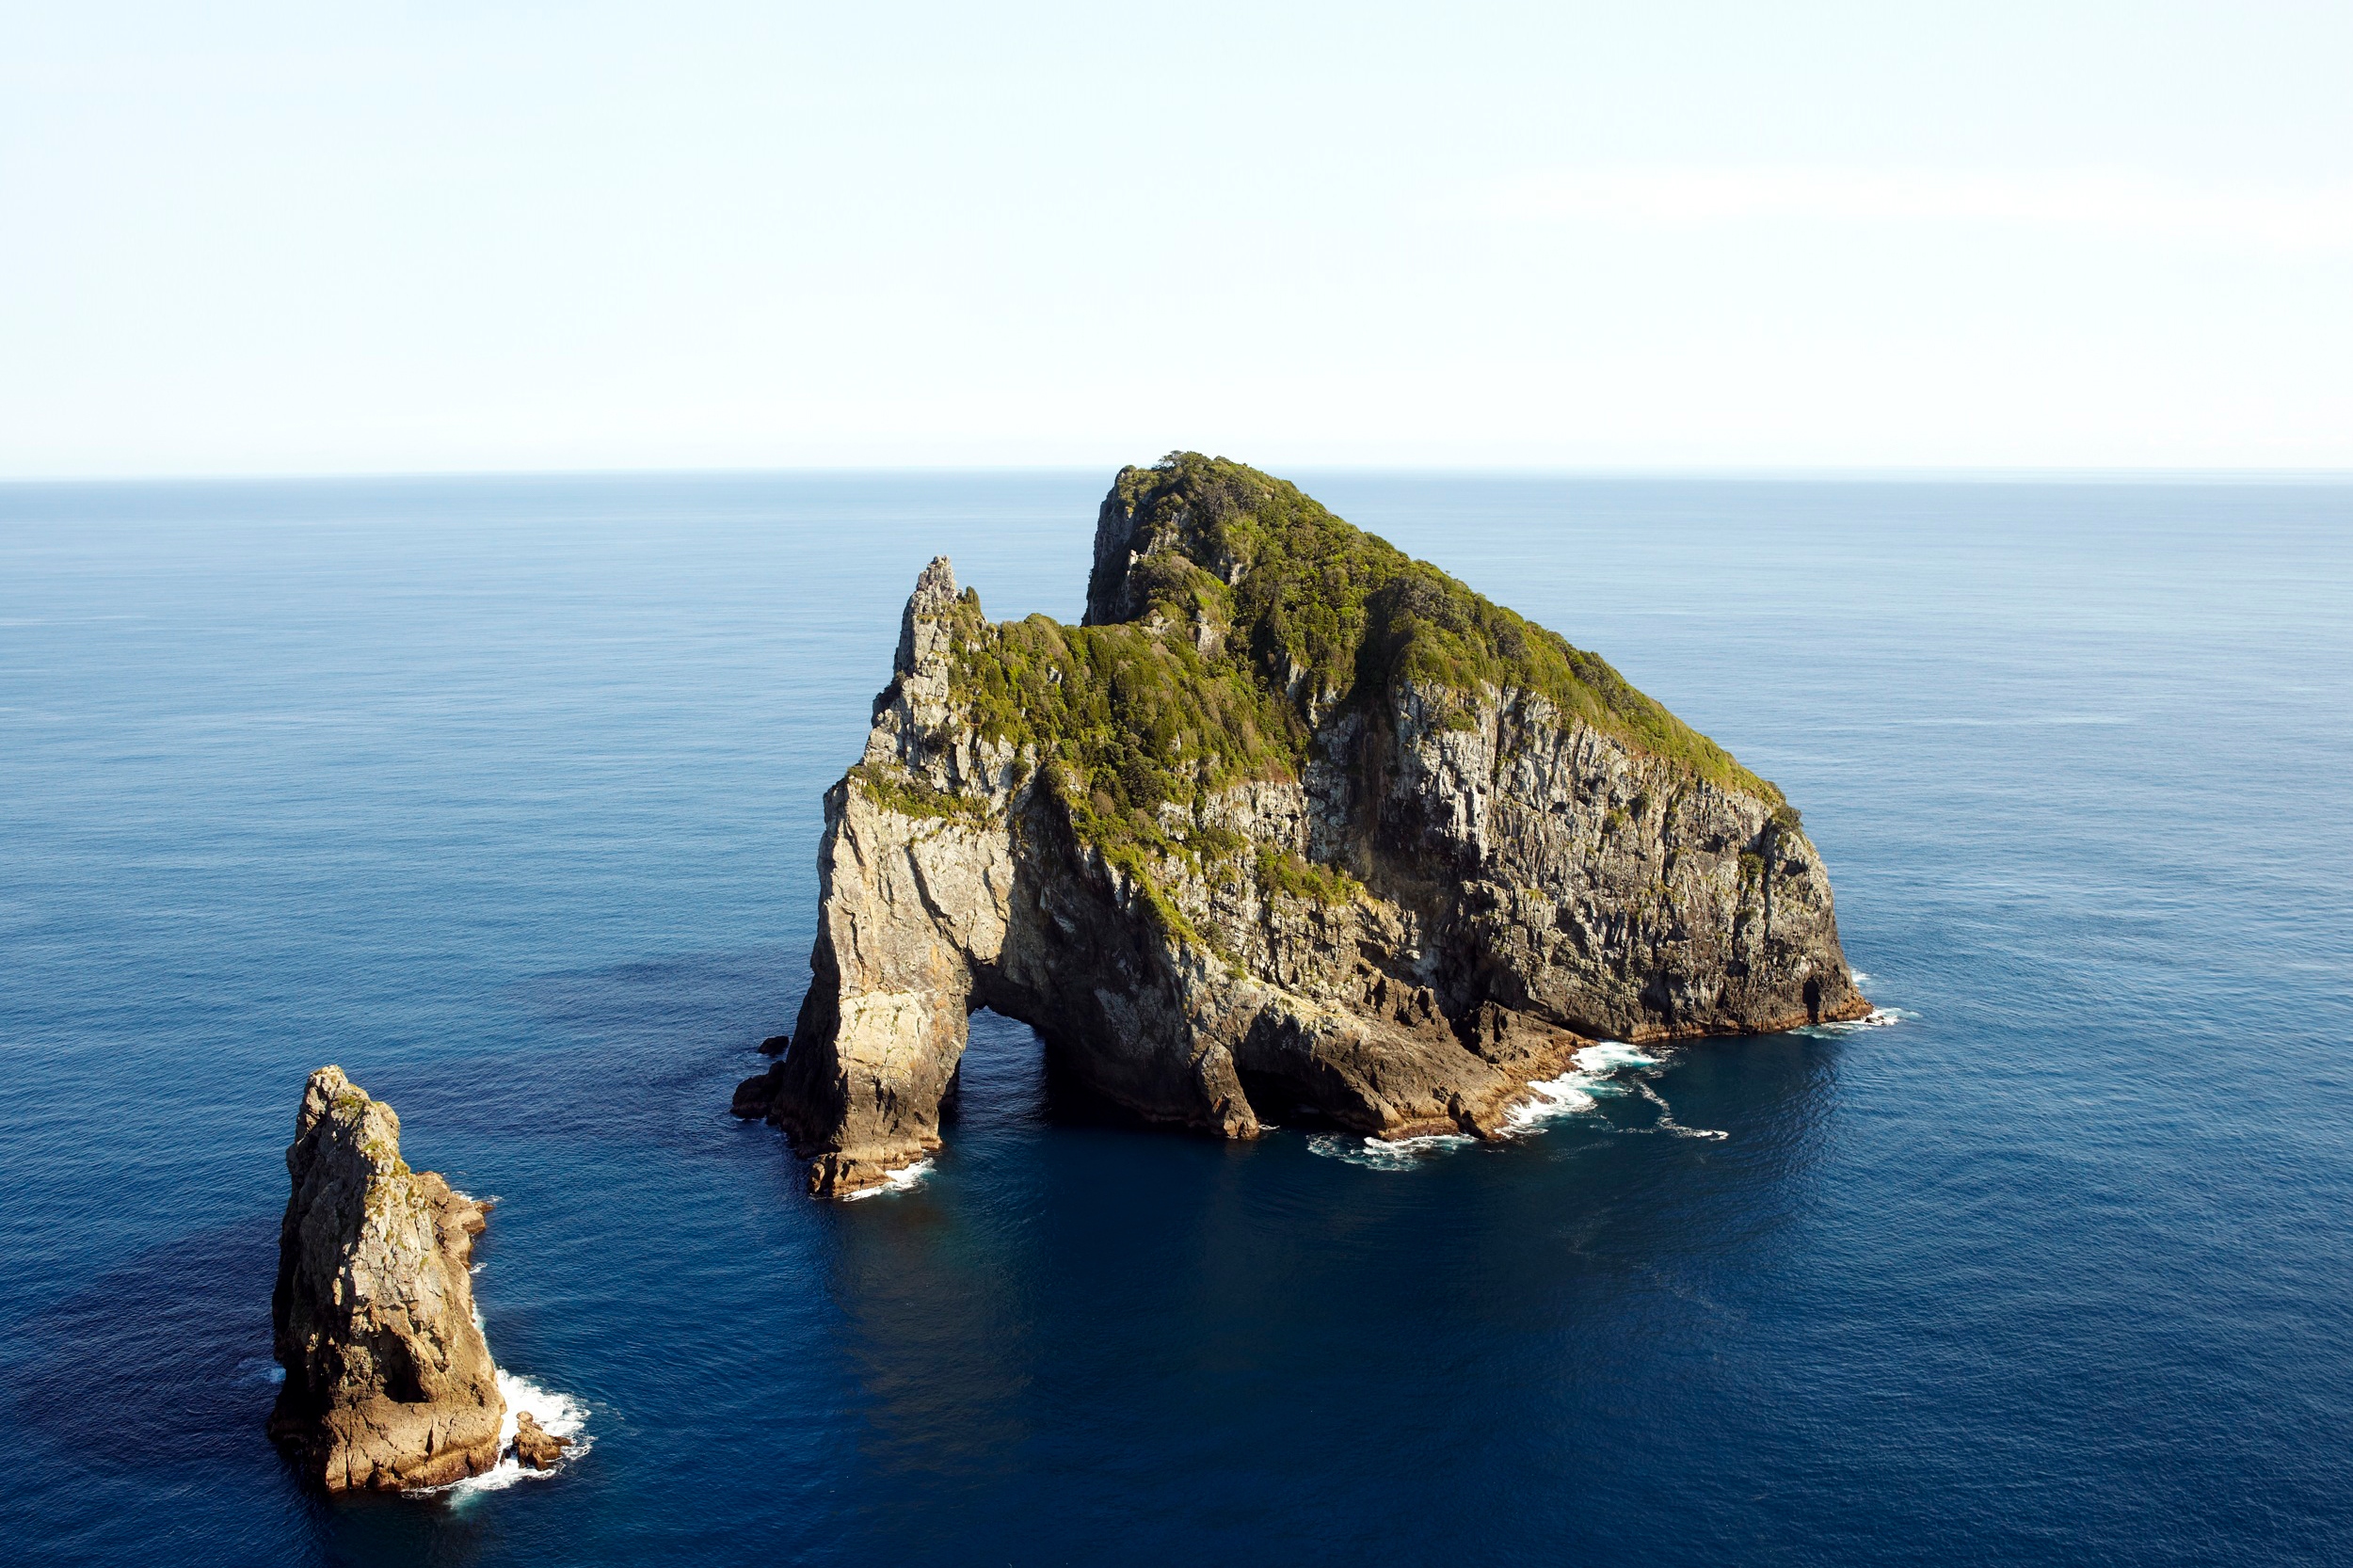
[1101,453,1776,802]
[861,453,1779,927]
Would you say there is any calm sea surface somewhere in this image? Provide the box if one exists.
[4,473,2349,1566]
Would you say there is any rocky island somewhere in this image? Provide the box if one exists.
[267,1066,508,1491]
[735,454,1869,1196]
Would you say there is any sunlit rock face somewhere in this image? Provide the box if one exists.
[267,1065,504,1491]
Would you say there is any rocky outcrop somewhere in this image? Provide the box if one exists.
[267,1066,504,1492]
[737,455,1870,1195]
[512,1410,572,1470]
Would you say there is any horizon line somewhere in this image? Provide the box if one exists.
[6,462,2353,488]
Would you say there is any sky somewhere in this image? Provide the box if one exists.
[3,1,2349,476]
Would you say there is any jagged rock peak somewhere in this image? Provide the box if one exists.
[267,1065,504,1492]
[895,554,959,677]
[738,455,1870,1197]
[1085,451,1276,626]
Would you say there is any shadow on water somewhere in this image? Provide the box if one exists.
[809,1018,1855,1564]
[3,993,1850,1567]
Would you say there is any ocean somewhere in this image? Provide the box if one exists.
[4,472,2349,1565]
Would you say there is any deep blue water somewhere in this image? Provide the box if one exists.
[4,472,2349,1566]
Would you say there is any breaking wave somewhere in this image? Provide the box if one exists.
[433,1369,593,1500]
[1306,1131,1474,1170]
[1797,1006,1908,1038]
[1497,1043,1655,1135]
[1308,1039,1675,1167]
[841,1158,934,1200]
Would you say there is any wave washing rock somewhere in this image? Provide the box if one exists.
[512,1410,573,1471]
[735,454,1870,1196]
[267,1066,505,1491]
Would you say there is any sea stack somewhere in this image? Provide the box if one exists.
[267,1065,504,1491]
[736,454,1871,1195]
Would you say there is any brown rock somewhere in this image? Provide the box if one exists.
[729,1068,780,1119]
[266,1066,505,1491]
[511,1409,571,1470]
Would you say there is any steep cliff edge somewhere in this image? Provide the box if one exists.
[267,1066,504,1491]
[736,454,1869,1195]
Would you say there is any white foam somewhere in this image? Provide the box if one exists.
[1306,1131,1473,1170]
[1635,1081,1727,1141]
[1572,1042,1659,1074]
[1499,1072,1600,1133]
[1797,1005,1908,1038]
[1298,1028,1749,1164]
[431,1369,593,1500]
[1849,970,1874,988]
[1305,1038,1674,1165]
[1497,1041,1661,1135]
[840,1158,935,1200]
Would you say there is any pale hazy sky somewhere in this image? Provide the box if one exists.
[5,2,2349,476]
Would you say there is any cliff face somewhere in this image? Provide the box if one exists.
[268,1066,504,1491]
[737,455,1868,1195]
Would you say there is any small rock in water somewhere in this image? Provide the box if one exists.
[512,1410,572,1470]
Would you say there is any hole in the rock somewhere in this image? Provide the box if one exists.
[1235,1068,1344,1129]
[947,1010,1324,1138]
[940,1009,1048,1133]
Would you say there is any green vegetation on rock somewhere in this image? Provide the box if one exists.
[920,452,1778,940]
[944,595,1305,853]
[1253,844,1360,906]
[848,761,993,824]
[1103,453,1778,801]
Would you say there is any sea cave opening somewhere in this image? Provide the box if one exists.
[1234,1066,1345,1130]
[938,1008,1049,1136]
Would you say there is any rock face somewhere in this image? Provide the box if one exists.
[268,1066,504,1492]
[736,455,1870,1195]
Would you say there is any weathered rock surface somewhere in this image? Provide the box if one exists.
[737,456,1870,1195]
[268,1065,505,1491]
[512,1410,572,1470]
